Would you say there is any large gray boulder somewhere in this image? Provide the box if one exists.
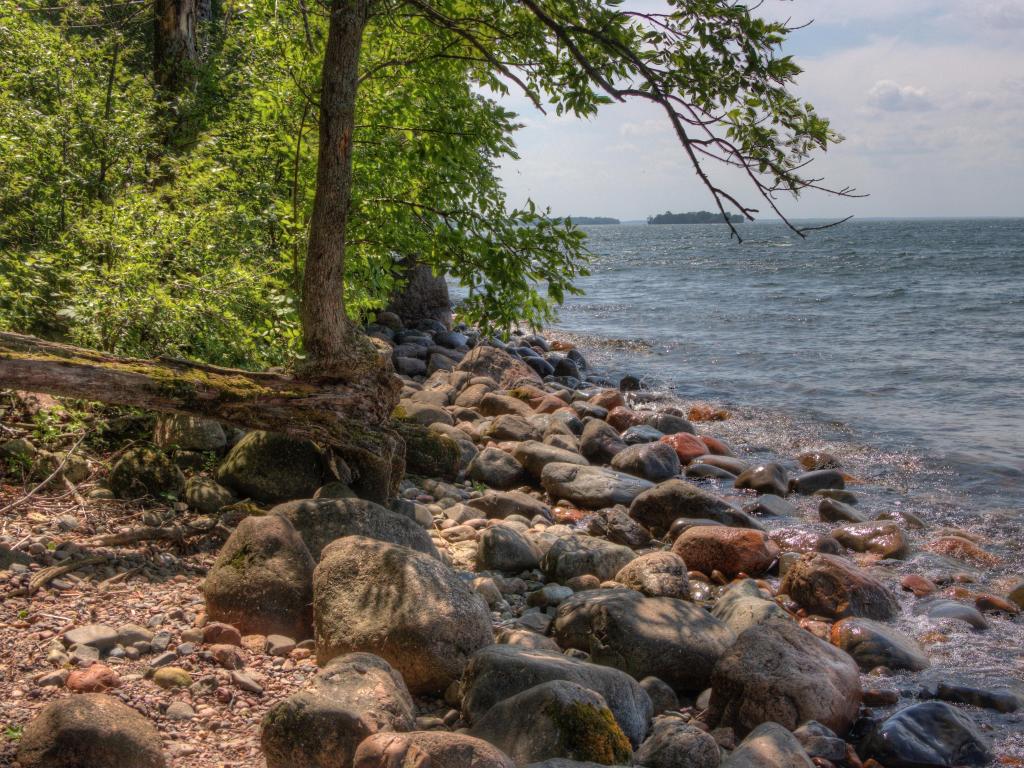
[216,431,325,503]
[708,618,861,738]
[17,694,166,768]
[831,617,930,672]
[314,536,493,695]
[859,702,991,767]
[461,645,653,748]
[468,447,530,490]
[109,447,185,500]
[203,514,316,639]
[541,463,654,510]
[467,490,552,520]
[630,480,763,532]
[469,681,633,766]
[154,414,226,452]
[512,440,589,479]
[477,524,542,573]
[610,442,682,483]
[273,498,438,560]
[579,419,627,464]
[541,534,636,583]
[261,653,415,768]
[553,589,735,693]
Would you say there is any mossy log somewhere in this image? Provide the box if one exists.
[0,332,405,501]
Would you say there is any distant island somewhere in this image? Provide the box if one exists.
[570,216,620,225]
[647,210,745,224]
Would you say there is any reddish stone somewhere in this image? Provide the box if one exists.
[531,395,567,414]
[927,536,1000,565]
[589,389,625,411]
[975,594,1020,614]
[699,435,735,457]
[687,404,730,422]
[202,621,242,646]
[673,526,779,578]
[66,664,121,693]
[660,433,707,464]
[606,406,643,432]
[900,574,938,597]
[551,505,589,525]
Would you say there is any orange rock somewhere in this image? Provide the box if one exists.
[659,432,707,464]
[673,526,779,578]
[551,505,588,525]
[687,404,730,422]
[589,389,625,411]
[241,634,266,653]
[209,643,245,669]
[530,395,566,414]
[606,406,643,432]
[975,594,1020,614]
[699,435,734,456]
[900,574,938,597]
[66,663,121,693]
[549,340,575,352]
[202,621,242,646]
[927,536,1000,565]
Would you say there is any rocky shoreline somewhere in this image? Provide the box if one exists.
[2,314,1023,768]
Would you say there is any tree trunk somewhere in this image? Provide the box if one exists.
[0,333,404,503]
[301,0,375,381]
[154,0,198,91]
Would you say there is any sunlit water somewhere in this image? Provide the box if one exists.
[474,219,1024,756]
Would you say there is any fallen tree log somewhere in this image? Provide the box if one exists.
[0,332,404,502]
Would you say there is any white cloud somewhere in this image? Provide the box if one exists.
[866,80,934,112]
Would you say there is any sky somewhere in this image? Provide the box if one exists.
[495,0,1024,220]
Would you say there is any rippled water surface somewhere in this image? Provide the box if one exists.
[545,219,1024,756]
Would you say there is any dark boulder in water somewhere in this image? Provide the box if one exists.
[859,701,991,767]
[790,469,845,495]
[734,463,789,496]
[831,617,930,672]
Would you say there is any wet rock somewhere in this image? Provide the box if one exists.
[924,599,989,630]
[876,508,928,530]
[920,682,1020,713]
[261,652,416,768]
[636,717,720,768]
[622,425,665,445]
[686,463,737,481]
[541,463,654,510]
[831,521,910,559]
[901,574,939,597]
[553,589,735,693]
[274,498,439,560]
[792,721,846,762]
[708,618,861,737]
[1007,580,1024,609]
[184,476,237,514]
[818,498,867,523]
[722,722,814,768]
[859,702,991,767]
[673,526,778,578]
[203,514,316,639]
[734,463,789,497]
[354,732,514,768]
[17,694,166,768]
[607,406,644,432]
[611,442,682,482]
[314,536,492,695]
[580,419,628,464]
[460,644,653,748]
[541,534,636,582]
[790,470,845,495]
[477,525,542,573]
[831,617,930,672]
[695,455,749,475]
[154,414,226,452]
[743,495,796,517]
[659,433,709,465]
[643,412,696,435]
[109,447,185,500]
[780,552,899,620]
[615,551,691,599]
[771,528,844,556]
[711,579,790,636]
[798,451,841,471]
[470,680,632,765]
[467,490,552,520]
[927,536,999,565]
[215,431,325,503]
[587,505,652,549]
[630,480,762,532]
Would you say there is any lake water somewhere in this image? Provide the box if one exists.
[547,218,1024,756]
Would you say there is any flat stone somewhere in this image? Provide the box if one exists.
[64,624,119,653]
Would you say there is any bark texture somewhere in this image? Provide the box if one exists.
[0,333,404,502]
[301,0,375,380]
[154,0,198,90]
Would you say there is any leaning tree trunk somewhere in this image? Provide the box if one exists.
[0,333,403,502]
[154,0,198,91]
